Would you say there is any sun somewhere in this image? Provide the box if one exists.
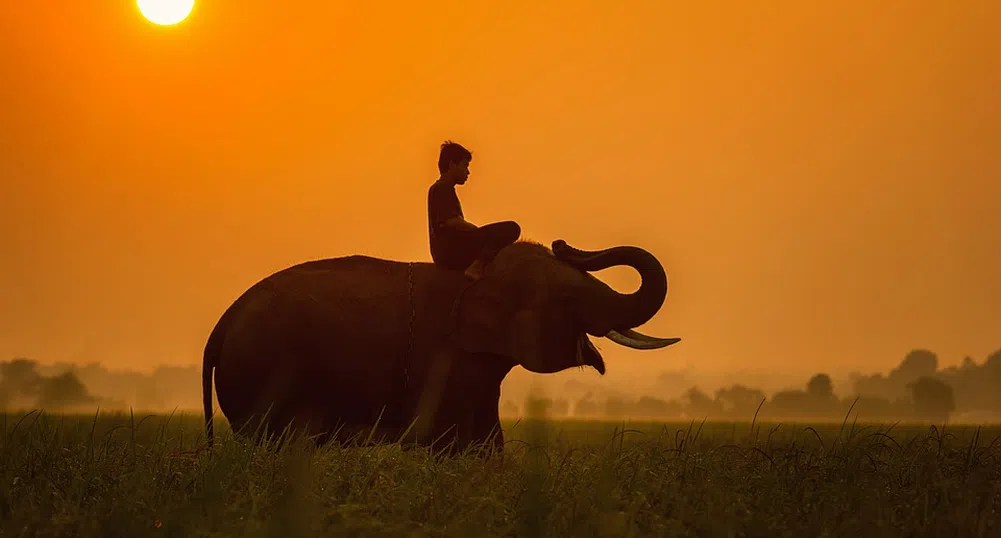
[137,0,194,26]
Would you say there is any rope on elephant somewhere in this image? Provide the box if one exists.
[443,275,482,340]
[404,262,416,389]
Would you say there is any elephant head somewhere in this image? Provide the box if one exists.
[449,239,679,375]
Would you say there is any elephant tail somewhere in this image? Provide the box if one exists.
[202,332,218,450]
[203,304,235,450]
[202,349,216,449]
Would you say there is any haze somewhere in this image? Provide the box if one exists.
[1,2,998,387]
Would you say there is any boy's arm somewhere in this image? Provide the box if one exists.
[429,184,477,232]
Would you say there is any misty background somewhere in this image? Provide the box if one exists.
[2,2,998,429]
[4,345,998,423]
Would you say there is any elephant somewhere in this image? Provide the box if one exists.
[201,238,679,453]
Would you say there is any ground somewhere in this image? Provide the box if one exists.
[1,410,998,537]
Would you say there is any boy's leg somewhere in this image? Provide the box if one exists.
[477,221,521,255]
[464,221,521,280]
[435,225,478,271]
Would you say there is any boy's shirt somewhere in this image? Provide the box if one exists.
[427,179,464,264]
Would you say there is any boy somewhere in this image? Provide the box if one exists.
[427,140,521,280]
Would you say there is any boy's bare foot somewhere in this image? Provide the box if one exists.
[464,260,485,281]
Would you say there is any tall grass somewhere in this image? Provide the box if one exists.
[1,408,998,537]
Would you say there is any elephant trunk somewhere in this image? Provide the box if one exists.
[552,239,667,330]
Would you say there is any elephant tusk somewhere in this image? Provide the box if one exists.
[604,329,681,350]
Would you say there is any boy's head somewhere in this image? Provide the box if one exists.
[438,140,472,185]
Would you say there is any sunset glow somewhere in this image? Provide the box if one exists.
[2,0,999,384]
[3,3,1001,531]
[137,0,194,26]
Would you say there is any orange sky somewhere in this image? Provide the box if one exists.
[1,1,998,381]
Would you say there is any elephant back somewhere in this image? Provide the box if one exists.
[216,256,427,391]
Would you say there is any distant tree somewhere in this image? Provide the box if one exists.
[984,349,1001,411]
[605,397,629,418]
[683,386,719,418]
[634,396,680,418]
[1,358,43,392]
[986,348,1001,370]
[804,373,841,417]
[0,358,44,408]
[37,371,94,410]
[938,355,989,413]
[574,394,600,417]
[806,374,834,398]
[891,349,938,383]
[524,396,557,418]
[852,395,897,422]
[766,390,810,418]
[714,385,765,418]
[908,376,955,422]
[853,350,940,402]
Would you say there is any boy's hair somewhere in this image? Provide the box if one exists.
[438,140,473,174]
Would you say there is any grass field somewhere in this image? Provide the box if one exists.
[1,409,998,537]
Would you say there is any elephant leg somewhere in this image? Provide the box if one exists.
[482,418,505,457]
[479,388,506,456]
[490,423,505,455]
[463,400,504,457]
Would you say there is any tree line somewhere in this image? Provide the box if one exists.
[506,348,1000,423]
[1,347,998,423]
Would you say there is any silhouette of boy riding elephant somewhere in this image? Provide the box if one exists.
[427,140,521,280]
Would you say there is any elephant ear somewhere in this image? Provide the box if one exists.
[449,278,527,358]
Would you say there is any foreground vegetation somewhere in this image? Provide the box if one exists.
[1,409,999,537]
